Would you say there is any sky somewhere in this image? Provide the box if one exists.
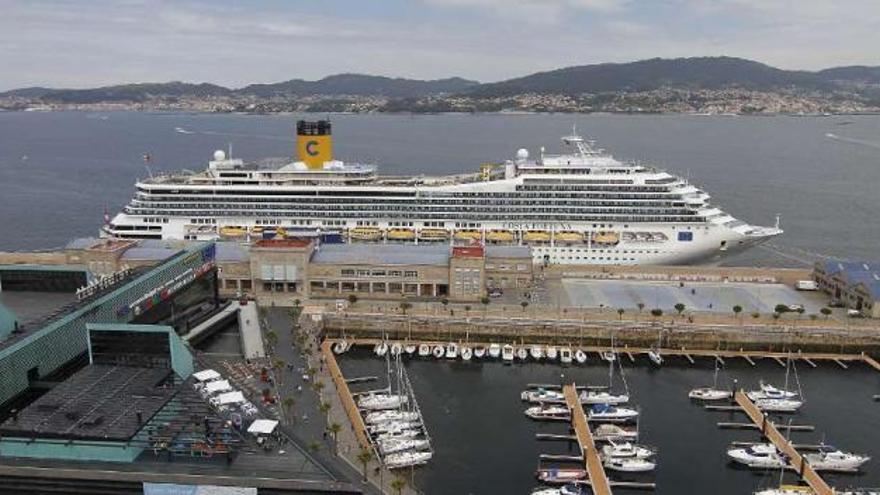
[1,0,879,91]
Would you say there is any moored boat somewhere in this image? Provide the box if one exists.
[804,445,870,472]
[574,349,588,364]
[727,444,787,469]
[418,344,431,357]
[461,346,473,361]
[502,344,515,362]
[525,404,571,421]
[588,404,639,422]
[488,344,502,358]
[535,468,587,484]
[603,457,656,472]
[384,450,432,469]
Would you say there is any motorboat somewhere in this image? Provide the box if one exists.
[474,346,486,358]
[804,445,870,472]
[418,344,431,357]
[530,345,544,359]
[445,342,459,359]
[574,349,588,364]
[374,342,388,357]
[579,390,629,405]
[647,349,663,366]
[374,429,421,442]
[601,441,655,459]
[384,450,432,469]
[602,351,617,362]
[332,340,349,354]
[754,486,814,495]
[588,404,639,422]
[727,444,787,469]
[689,387,733,401]
[531,485,589,495]
[755,398,803,413]
[525,404,571,421]
[461,346,473,361]
[357,393,409,411]
[604,457,656,472]
[521,388,566,404]
[390,342,402,356]
[593,424,639,442]
[559,347,573,364]
[502,344,515,362]
[488,343,502,358]
[367,420,421,435]
[747,380,799,401]
[364,410,420,424]
[432,345,444,358]
[378,437,430,456]
[404,344,417,355]
[516,347,529,360]
[546,346,558,360]
[535,467,586,484]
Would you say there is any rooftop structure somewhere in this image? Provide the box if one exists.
[813,260,880,318]
[313,243,450,267]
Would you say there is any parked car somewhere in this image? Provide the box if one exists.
[488,287,503,298]
[829,300,846,308]
[847,309,863,318]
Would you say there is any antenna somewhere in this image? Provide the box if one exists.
[227,142,233,159]
[144,165,153,179]
[774,214,781,230]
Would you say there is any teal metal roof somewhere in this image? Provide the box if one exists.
[0,264,89,273]
[0,302,17,339]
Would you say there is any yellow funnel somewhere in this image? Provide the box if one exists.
[296,120,333,169]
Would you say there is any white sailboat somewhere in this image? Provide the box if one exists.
[460,346,473,361]
[488,343,501,358]
[374,341,389,357]
[517,346,529,360]
[688,358,732,401]
[559,347,573,364]
[417,344,431,357]
[445,342,459,359]
[804,445,871,472]
[432,344,444,358]
[530,345,544,359]
[727,444,787,469]
[502,344,515,362]
[546,346,558,360]
[574,349,588,364]
[474,346,486,358]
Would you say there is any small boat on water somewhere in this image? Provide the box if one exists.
[601,441,655,460]
[364,410,420,424]
[574,349,588,364]
[374,342,389,357]
[374,429,421,442]
[502,344,515,362]
[689,388,733,401]
[404,344,417,355]
[755,398,803,413]
[559,347,573,364]
[445,342,459,359]
[525,404,571,421]
[530,345,544,359]
[390,342,402,356]
[378,437,430,456]
[647,349,663,366]
[535,467,587,484]
[366,420,421,435]
[804,445,871,472]
[474,346,486,358]
[384,450,432,469]
[754,486,814,495]
[521,388,566,404]
[601,351,617,362]
[461,346,473,361]
[579,389,629,405]
[747,381,799,401]
[489,344,502,358]
[333,340,349,354]
[593,424,639,442]
[727,444,787,469]
[358,393,409,411]
[588,404,639,422]
[531,484,588,495]
[516,347,529,360]
[418,344,431,357]
[604,457,656,472]
[432,345,444,358]
[546,346,558,360]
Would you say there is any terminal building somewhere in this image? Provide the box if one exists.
[813,260,880,318]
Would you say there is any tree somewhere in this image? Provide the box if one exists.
[795,307,805,318]
[637,302,645,313]
[347,294,358,305]
[650,308,663,323]
[774,304,790,315]
[308,440,321,453]
[357,448,373,482]
[391,477,407,495]
[266,329,278,349]
[313,380,326,398]
[441,298,450,313]
[820,307,832,319]
[520,300,529,312]
[399,301,412,315]
[319,401,331,422]
[674,303,685,315]
[282,397,295,421]
[327,422,342,451]
[617,308,625,320]
[751,311,761,319]
[772,312,781,320]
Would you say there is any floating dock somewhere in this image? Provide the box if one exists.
[321,341,372,450]
[733,390,834,495]
[563,383,612,495]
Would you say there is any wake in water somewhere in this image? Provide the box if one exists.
[174,127,195,135]
[173,126,289,141]
[757,241,848,266]
[824,132,880,151]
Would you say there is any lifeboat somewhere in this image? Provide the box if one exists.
[250,226,264,235]
[419,228,449,241]
[523,230,551,243]
[486,230,515,243]
[387,228,416,241]
[555,231,584,243]
[592,231,620,246]
[275,227,287,238]
[219,226,247,237]
[349,227,382,241]
[453,230,482,242]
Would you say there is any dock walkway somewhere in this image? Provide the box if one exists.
[733,391,833,495]
[321,341,372,451]
[563,384,611,495]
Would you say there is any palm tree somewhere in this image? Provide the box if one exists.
[733,305,743,321]
[266,329,278,349]
[637,302,645,314]
[328,422,342,453]
[308,440,321,453]
[520,301,529,312]
[399,301,412,315]
[391,477,407,495]
[820,307,832,319]
[617,308,625,320]
[282,396,295,421]
[650,308,663,323]
[751,311,761,320]
[319,401,331,422]
[480,296,490,316]
[347,294,358,306]
[441,298,449,313]
[313,380,326,400]
[674,303,685,316]
[357,448,373,482]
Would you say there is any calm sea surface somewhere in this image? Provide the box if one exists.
[339,350,880,495]
[1,111,880,265]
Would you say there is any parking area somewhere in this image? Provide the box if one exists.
[560,279,828,315]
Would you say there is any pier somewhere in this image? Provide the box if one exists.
[320,340,372,451]
[733,390,834,495]
[562,383,612,495]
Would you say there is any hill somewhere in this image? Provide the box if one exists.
[240,74,478,98]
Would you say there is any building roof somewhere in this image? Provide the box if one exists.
[823,260,880,286]
[0,264,88,273]
[485,245,532,259]
[216,241,249,262]
[120,246,180,261]
[253,238,313,249]
[0,302,17,338]
[311,244,450,266]
[452,246,484,259]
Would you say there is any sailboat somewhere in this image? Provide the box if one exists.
[581,353,630,404]
[688,358,732,401]
[749,356,804,411]
[647,330,663,366]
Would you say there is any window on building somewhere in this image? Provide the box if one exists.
[341,269,355,276]
[404,270,418,278]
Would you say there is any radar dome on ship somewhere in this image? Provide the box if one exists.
[213,150,226,161]
[516,148,529,160]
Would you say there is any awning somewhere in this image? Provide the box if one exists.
[216,391,245,405]
[247,419,279,436]
[193,369,221,382]
[205,380,232,394]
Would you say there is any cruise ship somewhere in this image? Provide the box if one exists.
[105,120,781,265]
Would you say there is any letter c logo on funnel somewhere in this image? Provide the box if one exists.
[305,140,319,156]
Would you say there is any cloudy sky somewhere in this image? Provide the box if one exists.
[1,0,878,90]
